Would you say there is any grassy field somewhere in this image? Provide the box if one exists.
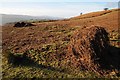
[2,25,100,78]
[2,25,120,78]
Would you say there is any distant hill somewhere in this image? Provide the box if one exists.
[0,14,62,25]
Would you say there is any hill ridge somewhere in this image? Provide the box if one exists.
[70,9,119,20]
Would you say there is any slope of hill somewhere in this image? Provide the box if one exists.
[67,9,120,32]
[70,9,118,20]
[2,9,120,78]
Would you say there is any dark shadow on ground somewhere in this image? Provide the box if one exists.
[9,53,65,73]
[98,45,120,70]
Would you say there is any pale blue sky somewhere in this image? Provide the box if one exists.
[0,0,119,2]
[0,0,119,18]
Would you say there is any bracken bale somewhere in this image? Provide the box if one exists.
[13,22,34,27]
[66,25,110,73]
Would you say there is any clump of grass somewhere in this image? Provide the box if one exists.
[109,31,118,40]
[23,44,58,65]
[109,31,120,47]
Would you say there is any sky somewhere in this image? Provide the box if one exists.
[0,0,119,18]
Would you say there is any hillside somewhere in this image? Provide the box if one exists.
[68,9,119,32]
[2,9,120,78]
[70,9,118,20]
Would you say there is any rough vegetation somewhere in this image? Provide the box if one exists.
[2,9,120,78]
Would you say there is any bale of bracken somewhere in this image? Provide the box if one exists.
[13,22,34,27]
[67,25,110,73]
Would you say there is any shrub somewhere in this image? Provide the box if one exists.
[104,8,108,11]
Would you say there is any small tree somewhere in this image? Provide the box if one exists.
[104,8,108,11]
[80,13,82,15]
